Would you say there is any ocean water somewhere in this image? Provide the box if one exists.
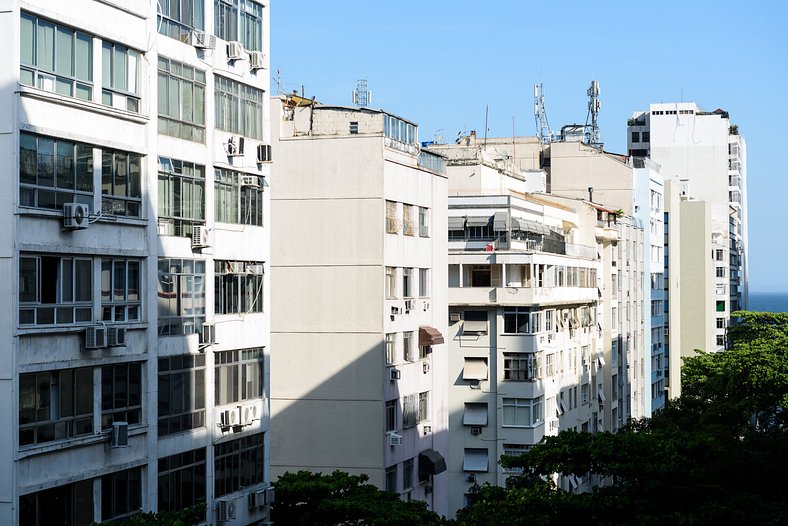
[748,292,788,313]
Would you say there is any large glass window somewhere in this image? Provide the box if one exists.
[503,352,539,381]
[101,149,142,217]
[157,258,206,335]
[214,260,264,314]
[20,13,93,100]
[215,76,264,140]
[101,362,142,429]
[19,132,93,211]
[158,448,207,514]
[19,368,93,446]
[101,258,141,323]
[215,0,264,51]
[20,480,93,526]
[214,433,264,497]
[402,394,417,428]
[158,354,206,436]
[157,57,206,142]
[101,467,142,521]
[158,157,206,237]
[503,307,538,334]
[158,0,204,41]
[19,254,92,326]
[101,42,140,112]
[214,169,265,225]
[502,397,544,427]
[215,348,264,405]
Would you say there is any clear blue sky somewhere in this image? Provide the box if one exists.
[271,0,788,293]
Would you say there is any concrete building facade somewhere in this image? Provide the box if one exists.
[269,96,450,515]
[2,1,271,524]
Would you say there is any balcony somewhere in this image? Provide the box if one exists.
[417,150,447,174]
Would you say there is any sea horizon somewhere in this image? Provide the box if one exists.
[748,291,788,313]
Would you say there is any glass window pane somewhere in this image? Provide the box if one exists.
[75,33,92,81]
[114,261,126,301]
[114,47,127,92]
[37,20,55,72]
[75,259,92,302]
[20,15,35,66]
[101,259,111,301]
[20,133,37,185]
[157,72,168,115]
[56,141,75,189]
[194,84,205,125]
[128,155,141,198]
[102,42,112,88]
[76,145,93,192]
[37,138,55,187]
[181,81,193,123]
[128,261,140,301]
[55,26,73,76]
[128,51,139,94]
[168,77,180,119]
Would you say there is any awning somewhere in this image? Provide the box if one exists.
[596,355,606,368]
[511,217,551,235]
[465,216,491,227]
[419,448,447,478]
[493,211,508,231]
[598,387,606,402]
[463,448,489,472]
[463,358,487,381]
[463,403,488,426]
[462,320,488,334]
[419,326,445,346]
[448,216,466,230]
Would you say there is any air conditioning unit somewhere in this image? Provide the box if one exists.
[257,144,272,163]
[265,487,276,505]
[423,362,430,374]
[449,312,461,323]
[111,421,129,447]
[107,326,126,347]
[192,225,210,249]
[201,323,216,346]
[241,175,260,187]
[241,404,258,425]
[471,426,482,436]
[217,500,236,523]
[85,325,107,349]
[246,264,264,275]
[391,306,401,315]
[227,135,245,156]
[190,30,216,49]
[389,368,401,381]
[249,51,266,69]
[248,491,261,509]
[388,433,403,446]
[219,408,240,428]
[226,261,245,274]
[423,425,432,435]
[227,41,244,60]
[466,473,477,483]
[63,203,89,229]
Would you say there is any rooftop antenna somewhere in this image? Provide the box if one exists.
[534,83,553,145]
[352,78,371,107]
[585,80,602,146]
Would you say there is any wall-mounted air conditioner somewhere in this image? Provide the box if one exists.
[191,30,216,49]
[388,433,403,446]
[107,326,126,347]
[85,325,107,349]
[227,136,245,156]
[241,175,260,187]
[192,225,209,249]
[449,312,461,323]
[201,323,216,346]
[423,425,432,435]
[111,421,129,447]
[423,362,430,374]
[246,264,264,275]
[471,426,482,436]
[241,405,258,425]
[256,143,272,163]
[467,473,477,483]
[405,299,415,312]
[226,261,245,274]
[218,407,240,429]
[249,51,266,69]
[63,203,89,229]
[389,368,401,381]
[217,500,236,523]
[227,41,244,60]
[265,487,276,505]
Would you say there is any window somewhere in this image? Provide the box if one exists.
[158,448,207,514]
[581,383,589,405]
[20,13,93,100]
[158,0,204,41]
[385,267,397,299]
[386,201,398,234]
[502,444,529,473]
[545,309,554,332]
[642,131,650,142]
[715,249,724,261]
[385,334,395,365]
[102,362,142,430]
[402,458,414,491]
[215,76,264,140]
[385,400,396,431]
[716,266,726,278]
[19,132,93,210]
[419,207,429,237]
[503,353,538,381]
[101,259,141,322]
[716,318,726,329]
[20,480,93,526]
[101,41,140,112]
[158,354,205,436]
[158,157,206,236]
[385,466,397,493]
[215,347,264,405]
[214,168,265,225]
[631,131,640,143]
[463,448,489,472]
[403,394,417,428]
[503,307,538,334]
[19,254,92,326]
[214,260,264,314]
[403,331,415,362]
[716,300,726,313]
[214,433,264,498]
[101,149,142,216]
[384,115,417,145]
[101,467,142,521]
[716,334,725,346]
[214,0,239,42]
[419,344,430,360]
[418,391,429,422]
[403,204,415,235]
[158,258,206,335]
[403,268,414,298]
[419,268,429,298]
[215,0,264,50]
[349,121,359,134]
[502,397,543,427]
[157,57,206,142]
[19,368,93,446]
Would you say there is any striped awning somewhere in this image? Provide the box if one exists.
[493,211,508,231]
[512,217,551,235]
[448,216,466,230]
[465,216,492,227]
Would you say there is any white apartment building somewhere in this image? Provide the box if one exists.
[628,103,749,351]
[269,96,449,515]
[2,1,271,525]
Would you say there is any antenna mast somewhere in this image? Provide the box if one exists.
[585,80,602,146]
[534,83,553,145]
[352,78,371,107]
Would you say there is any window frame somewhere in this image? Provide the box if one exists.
[214,260,265,315]
[502,396,544,428]
[214,433,264,498]
[157,258,206,336]
[215,75,264,140]
[157,57,206,143]
[158,157,206,237]
[101,258,141,323]
[101,41,141,112]
[101,148,142,217]
[158,354,206,436]
[19,254,93,327]
[214,347,264,406]
[101,362,142,430]
[214,168,265,226]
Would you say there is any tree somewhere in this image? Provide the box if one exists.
[91,504,205,526]
[272,470,448,526]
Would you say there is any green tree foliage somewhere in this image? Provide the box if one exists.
[91,503,205,526]
[456,312,788,526]
[272,470,449,526]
